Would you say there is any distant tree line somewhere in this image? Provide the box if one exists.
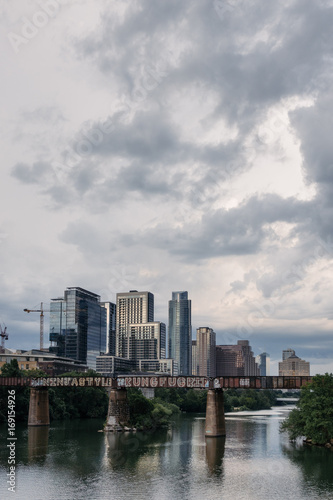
[154,387,277,413]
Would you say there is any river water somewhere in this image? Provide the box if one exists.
[0,406,332,500]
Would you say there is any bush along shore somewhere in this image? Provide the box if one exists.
[280,373,333,449]
[125,388,180,431]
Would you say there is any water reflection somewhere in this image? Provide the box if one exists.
[205,436,225,475]
[106,427,170,470]
[282,441,333,492]
[27,426,49,464]
[0,412,332,500]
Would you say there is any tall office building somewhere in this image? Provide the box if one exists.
[238,340,260,375]
[116,290,154,358]
[168,291,192,375]
[192,340,198,375]
[101,301,116,355]
[49,287,106,370]
[196,327,216,377]
[255,352,270,376]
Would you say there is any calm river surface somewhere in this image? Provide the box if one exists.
[1,406,332,500]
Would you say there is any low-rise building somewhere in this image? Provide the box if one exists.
[96,355,134,376]
[139,358,178,376]
[0,349,87,376]
[279,351,310,376]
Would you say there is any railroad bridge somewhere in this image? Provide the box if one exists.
[0,375,311,437]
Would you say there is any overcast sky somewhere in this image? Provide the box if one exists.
[1,0,333,375]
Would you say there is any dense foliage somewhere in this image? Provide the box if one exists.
[225,388,277,411]
[0,362,108,422]
[127,388,179,429]
[154,388,208,412]
[154,387,276,413]
[0,360,31,422]
[280,373,333,445]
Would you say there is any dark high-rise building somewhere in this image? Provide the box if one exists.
[216,344,244,376]
[196,327,216,377]
[49,287,106,370]
[168,291,192,375]
[216,340,259,376]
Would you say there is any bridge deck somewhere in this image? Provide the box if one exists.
[0,375,312,390]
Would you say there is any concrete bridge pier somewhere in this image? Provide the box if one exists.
[205,389,226,437]
[104,388,130,432]
[28,388,50,426]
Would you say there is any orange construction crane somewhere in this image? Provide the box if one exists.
[0,324,8,353]
[23,302,49,351]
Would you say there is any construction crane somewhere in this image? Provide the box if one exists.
[0,324,8,353]
[23,302,49,351]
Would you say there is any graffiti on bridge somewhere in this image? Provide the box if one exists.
[0,375,312,389]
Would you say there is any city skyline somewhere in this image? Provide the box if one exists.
[1,1,333,376]
[10,284,312,376]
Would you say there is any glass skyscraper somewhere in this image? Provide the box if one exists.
[168,291,192,375]
[255,352,270,376]
[49,287,106,370]
[101,301,116,356]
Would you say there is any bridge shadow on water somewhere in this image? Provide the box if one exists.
[205,436,226,476]
[105,414,226,478]
[27,426,49,464]
[106,426,170,470]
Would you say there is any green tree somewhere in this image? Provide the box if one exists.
[22,368,47,377]
[0,359,21,377]
[280,373,333,445]
[127,388,179,430]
